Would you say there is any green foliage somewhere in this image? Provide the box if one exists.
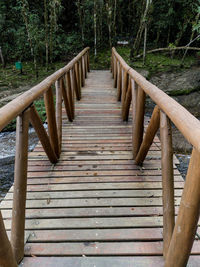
[90,48,111,69]
[116,46,196,75]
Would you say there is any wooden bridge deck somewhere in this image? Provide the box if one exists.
[1,70,200,266]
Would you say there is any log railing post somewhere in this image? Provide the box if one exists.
[121,71,128,112]
[75,62,81,99]
[61,77,73,122]
[11,109,30,263]
[55,79,62,155]
[111,51,113,75]
[0,211,17,267]
[117,63,122,101]
[66,71,75,119]
[135,105,160,165]
[160,111,175,258]
[113,57,117,88]
[44,87,60,158]
[87,51,90,72]
[132,86,146,159]
[72,66,80,101]
[165,148,200,267]
[29,105,58,163]
[84,53,88,78]
[80,59,84,87]
[81,56,85,86]
[122,78,132,121]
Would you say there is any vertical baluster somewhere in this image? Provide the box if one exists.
[84,53,88,78]
[121,71,128,112]
[75,62,81,99]
[80,58,84,87]
[87,51,90,72]
[132,86,146,159]
[61,77,73,122]
[82,56,85,86]
[113,57,117,88]
[111,51,113,75]
[165,147,200,267]
[44,87,60,158]
[122,77,132,121]
[66,71,74,119]
[135,105,160,165]
[11,109,30,263]
[29,105,57,163]
[55,79,62,155]
[72,66,80,100]
[0,211,17,267]
[117,63,122,101]
[160,111,175,258]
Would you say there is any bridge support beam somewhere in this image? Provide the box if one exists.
[165,148,200,267]
[11,109,30,263]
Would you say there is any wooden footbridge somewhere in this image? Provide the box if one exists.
[0,48,200,267]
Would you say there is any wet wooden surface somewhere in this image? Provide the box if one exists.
[1,70,199,266]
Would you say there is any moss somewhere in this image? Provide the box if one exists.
[168,86,200,96]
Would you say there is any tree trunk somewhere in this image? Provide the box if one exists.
[44,0,49,70]
[0,46,5,68]
[94,0,97,56]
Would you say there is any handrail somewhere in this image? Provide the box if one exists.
[112,47,200,153]
[0,47,90,266]
[0,47,89,132]
[111,47,200,267]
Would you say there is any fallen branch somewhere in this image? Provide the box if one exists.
[136,46,200,58]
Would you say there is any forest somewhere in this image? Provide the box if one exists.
[0,0,200,70]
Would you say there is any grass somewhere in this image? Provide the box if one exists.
[89,46,197,76]
[0,61,65,132]
[0,61,65,90]
[116,46,196,76]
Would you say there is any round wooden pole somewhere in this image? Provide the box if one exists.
[61,78,73,122]
[29,105,58,163]
[44,87,60,158]
[113,58,117,88]
[122,78,132,121]
[117,63,122,101]
[160,111,175,258]
[66,71,74,119]
[0,211,17,267]
[87,51,90,72]
[11,109,30,263]
[55,79,62,155]
[72,66,80,101]
[135,105,160,165]
[132,86,146,159]
[165,148,200,267]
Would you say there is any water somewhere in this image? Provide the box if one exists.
[0,127,39,200]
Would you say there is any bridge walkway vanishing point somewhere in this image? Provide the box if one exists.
[0,48,200,267]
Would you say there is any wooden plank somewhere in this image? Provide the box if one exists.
[22,241,200,256]
[19,256,200,267]
[2,206,181,219]
[0,197,182,209]
[20,181,185,192]
[26,169,181,178]
[4,189,183,200]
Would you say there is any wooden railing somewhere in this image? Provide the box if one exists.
[111,47,200,267]
[0,47,90,266]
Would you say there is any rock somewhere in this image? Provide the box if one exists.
[135,68,149,79]
[150,67,200,95]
